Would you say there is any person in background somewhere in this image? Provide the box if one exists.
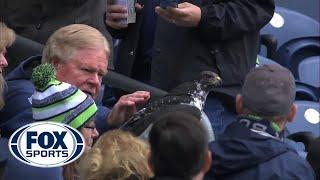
[148,111,212,180]
[0,22,15,109]
[28,63,100,179]
[0,23,64,180]
[106,0,155,83]
[1,0,115,68]
[78,130,152,180]
[0,21,16,180]
[106,0,275,138]
[208,65,315,179]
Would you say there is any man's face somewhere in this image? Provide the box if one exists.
[0,50,8,109]
[80,120,99,151]
[55,48,108,99]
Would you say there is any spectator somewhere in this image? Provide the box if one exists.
[0,23,64,180]
[148,111,211,180]
[0,24,150,139]
[29,63,101,179]
[106,0,154,83]
[106,0,275,137]
[1,0,114,68]
[208,65,316,179]
[0,22,15,109]
[78,130,152,180]
[0,21,15,180]
[30,63,100,151]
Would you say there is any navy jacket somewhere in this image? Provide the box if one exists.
[0,56,111,138]
[0,137,63,180]
[208,122,315,179]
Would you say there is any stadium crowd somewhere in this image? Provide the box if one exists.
[0,0,319,179]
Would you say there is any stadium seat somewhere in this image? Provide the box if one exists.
[276,37,320,75]
[298,56,320,88]
[295,82,319,102]
[286,101,320,137]
[261,6,320,51]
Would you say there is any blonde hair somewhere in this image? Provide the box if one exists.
[0,22,15,51]
[78,130,153,180]
[41,24,109,64]
[0,22,15,109]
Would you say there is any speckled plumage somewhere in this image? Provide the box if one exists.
[120,71,222,136]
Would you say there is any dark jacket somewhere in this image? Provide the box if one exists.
[152,0,275,91]
[0,56,111,138]
[207,121,316,179]
[1,0,114,66]
[108,0,274,92]
[107,0,149,78]
[0,137,63,180]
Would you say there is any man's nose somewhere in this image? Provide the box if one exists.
[88,73,101,86]
[92,128,99,138]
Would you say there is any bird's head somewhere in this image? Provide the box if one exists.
[198,71,222,91]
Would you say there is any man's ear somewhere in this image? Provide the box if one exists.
[287,104,297,123]
[203,150,212,173]
[236,94,244,115]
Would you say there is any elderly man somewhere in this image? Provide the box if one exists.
[0,24,150,138]
[207,65,315,179]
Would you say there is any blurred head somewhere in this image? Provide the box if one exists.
[236,65,297,129]
[148,111,211,179]
[0,22,15,110]
[42,24,110,99]
[78,130,152,180]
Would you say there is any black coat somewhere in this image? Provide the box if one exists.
[1,0,114,66]
[107,0,147,78]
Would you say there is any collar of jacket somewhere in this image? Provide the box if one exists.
[237,115,283,140]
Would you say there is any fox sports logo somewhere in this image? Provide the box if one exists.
[9,122,85,168]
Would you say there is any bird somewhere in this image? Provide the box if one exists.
[120,71,222,140]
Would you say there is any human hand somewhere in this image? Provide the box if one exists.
[106,1,143,29]
[107,91,150,126]
[155,2,201,27]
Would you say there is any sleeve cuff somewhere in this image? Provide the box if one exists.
[199,6,209,29]
[96,105,115,134]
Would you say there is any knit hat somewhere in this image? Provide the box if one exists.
[31,63,97,129]
[242,65,296,116]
